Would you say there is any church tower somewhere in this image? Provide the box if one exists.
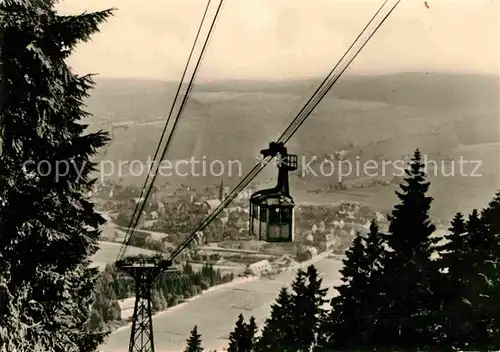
[218,177,224,201]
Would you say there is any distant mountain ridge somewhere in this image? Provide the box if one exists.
[85,72,498,161]
[85,72,499,221]
[88,72,498,112]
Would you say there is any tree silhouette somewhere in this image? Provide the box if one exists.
[436,212,470,348]
[461,207,500,349]
[373,149,440,349]
[228,313,256,352]
[184,325,203,352]
[0,1,113,350]
[289,265,328,351]
[320,221,386,350]
[257,287,294,351]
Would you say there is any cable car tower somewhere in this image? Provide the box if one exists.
[250,142,297,242]
[111,1,402,351]
[115,257,177,352]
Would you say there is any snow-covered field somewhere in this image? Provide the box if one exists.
[96,228,449,351]
[100,255,343,352]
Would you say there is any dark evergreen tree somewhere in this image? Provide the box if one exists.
[228,314,254,352]
[184,325,203,352]
[256,287,294,351]
[481,192,500,348]
[320,235,366,350]
[462,207,500,349]
[482,191,500,235]
[320,222,385,350]
[0,1,113,350]
[246,316,258,350]
[289,265,328,351]
[435,212,470,348]
[372,149,440,349]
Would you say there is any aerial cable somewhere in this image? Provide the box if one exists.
[281,1,400,145]
[165,0,401,265]
[118,0,224,261]
[117,0,225,262]
[118,0,215,260]
[278,0,392,143]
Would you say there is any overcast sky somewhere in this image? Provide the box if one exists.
[57,0,499,80]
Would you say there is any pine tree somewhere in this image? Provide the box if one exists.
[463,206,500,349]
[373,149,439,349]
[436,212,470,347]
[184,325,203,352]
[481,192,500,348]
[319,222,385,350]
[246,316,258,350]
[0,1,113,351]
[256,287,294,351]
[482,191,500,235]
[228,314,254,352]
[289,265,328,351]
[320,236,367,349]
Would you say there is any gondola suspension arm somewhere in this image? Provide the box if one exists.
[164,0,402,267]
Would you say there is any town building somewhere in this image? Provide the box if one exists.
[247,260,272,276]
[118,297,135,321]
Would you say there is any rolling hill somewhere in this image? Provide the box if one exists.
[84,72,499,221]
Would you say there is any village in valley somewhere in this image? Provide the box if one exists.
[91,178,387,279]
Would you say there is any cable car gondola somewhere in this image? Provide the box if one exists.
[249,142,297,243]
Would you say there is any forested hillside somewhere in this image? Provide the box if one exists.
[182,150,500,351]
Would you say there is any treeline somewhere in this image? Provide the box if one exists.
[89,262,234,331]
[183,150,500,351]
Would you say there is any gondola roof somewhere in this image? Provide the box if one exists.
[250,188,294,205]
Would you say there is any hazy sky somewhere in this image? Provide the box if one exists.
[57,0,499,80]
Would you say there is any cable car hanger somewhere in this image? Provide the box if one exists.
[117,0,401,270]
[164,0,402,266]
[249,142,298,242]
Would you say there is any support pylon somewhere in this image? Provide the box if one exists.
[116,257,177,352]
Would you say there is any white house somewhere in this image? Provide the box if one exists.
[247,260,272,276]
[203,199,222,214]
[118,297,135,321]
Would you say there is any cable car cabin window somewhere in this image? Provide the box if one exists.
[259,207,268,222]
[268,223,291,242]
[286,155,298,169]
[268,206,279,224]
[250,204,260,237]
[280,207,292,223]
[264,206,293,242]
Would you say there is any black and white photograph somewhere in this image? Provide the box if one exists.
[0,0,498,351]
